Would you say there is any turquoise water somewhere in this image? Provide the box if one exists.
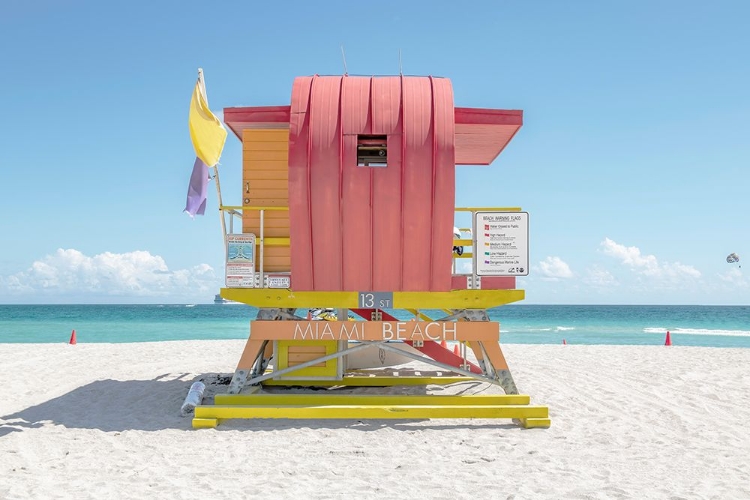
[1,304,749,347]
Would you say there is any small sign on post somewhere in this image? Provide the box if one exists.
[225,233,256,287]
[474,212,529,276]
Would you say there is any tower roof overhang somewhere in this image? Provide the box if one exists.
[223,105,522,166]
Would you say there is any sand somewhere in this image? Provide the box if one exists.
[1,340,749,499]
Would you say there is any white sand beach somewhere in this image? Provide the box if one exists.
[1,340,749,499]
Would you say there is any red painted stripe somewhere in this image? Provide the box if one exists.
[289,77,314,290]
[371,77,403,291]
[429,77,456,291]
[309,76,343,290]
[341,78,373,289]
[401,78,433,290]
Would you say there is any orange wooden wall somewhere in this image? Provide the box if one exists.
[241,129,290,272]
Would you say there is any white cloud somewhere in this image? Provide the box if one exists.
[0,249,218,302]
[599,238,700,279]
[718,267,748,287]
[535,256,573,280]
[583,266,618,287]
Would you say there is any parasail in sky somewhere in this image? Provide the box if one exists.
[726,253,740,268]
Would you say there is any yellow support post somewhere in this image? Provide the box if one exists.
[192,417,219,429]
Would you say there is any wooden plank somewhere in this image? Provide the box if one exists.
[244,179,288,191]
[244,218,290,229]
[242,246,290,258]
[250,321,500,341]
[245,210,290,219]
[244,169,289,180]
[243,140,289,151]
[258,255,292,269]
[222,289,525,309]
[241,226,289,238]
[243,159,288,170]
[245,213,291,222]
[192,417,219,429]
[288,357,326,367]
[243,129,290,142]
[215,394,532,406]
[262,375,471,387]
[244,150,289,161]
[235,339,266,371]
[246,189,288,200]
[287,346,326,354]
[242,198,288,207]
[254,245,290,254]
[521,418,552,428]
[195,404,549,420]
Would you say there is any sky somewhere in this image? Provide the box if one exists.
[0,0,748,305]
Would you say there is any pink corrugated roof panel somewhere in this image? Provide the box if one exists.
[288,75,456,291]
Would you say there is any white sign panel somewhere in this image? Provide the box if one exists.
[266,275,291,289]
[474,212,529,276]
[225,233,256,288]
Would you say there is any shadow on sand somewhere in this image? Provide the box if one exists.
[0,373,520,435]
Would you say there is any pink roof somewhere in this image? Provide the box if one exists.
[224,86,522,166]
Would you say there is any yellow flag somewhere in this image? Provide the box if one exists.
[189,74,226,167]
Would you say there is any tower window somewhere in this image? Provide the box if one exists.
[357,135,387,167]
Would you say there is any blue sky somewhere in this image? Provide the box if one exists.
[0,1,747,305]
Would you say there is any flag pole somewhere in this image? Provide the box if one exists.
[197,68,228,255]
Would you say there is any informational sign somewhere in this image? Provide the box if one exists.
[266,275,291,289]
[474,212,529,276]
[225,233,256,287]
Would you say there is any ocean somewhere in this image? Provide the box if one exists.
[1,304,749,348]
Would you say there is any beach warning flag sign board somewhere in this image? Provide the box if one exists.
[474,212,529,277]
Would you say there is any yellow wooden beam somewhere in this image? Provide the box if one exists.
[221,288,524,309]
[192,417,219,429]
[262,375,471,387]
[521,418,552,429]
[406,309,434,321]
[195,404,548,420]
[215,394,532,406]
[255,237,289,247]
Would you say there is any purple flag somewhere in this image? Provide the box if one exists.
[184,157,210,217]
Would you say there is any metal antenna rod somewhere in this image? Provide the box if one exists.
[340,45,348,76]
[399,49,403,75]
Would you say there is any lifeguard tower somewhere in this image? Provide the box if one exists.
[193,75,549,429]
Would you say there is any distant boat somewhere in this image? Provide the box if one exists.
[214,294,238,304]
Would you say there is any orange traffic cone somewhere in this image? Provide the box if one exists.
[69,329,77,345]
[306,310,312,320]
[665,331,672,346]
[440,340,447,349]
[563,339,567,345]
[453,344,459,355]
